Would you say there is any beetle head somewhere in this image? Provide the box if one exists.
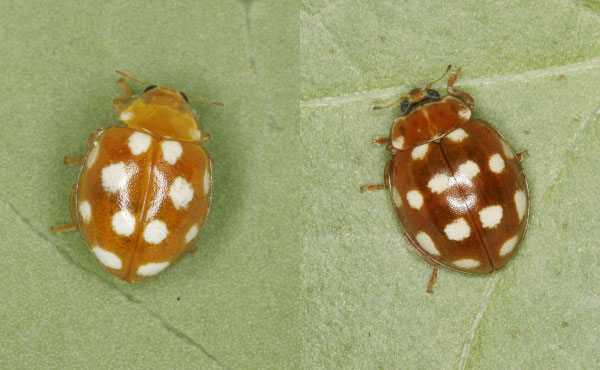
[115,71,223,142]
[402,88,441,114]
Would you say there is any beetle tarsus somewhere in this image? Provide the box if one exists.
[372,137,390,145]
[50,224,78,234]
[427,265,439,294]
[360,184,386,193]
[63,156,83,165]
[516,150,528,161]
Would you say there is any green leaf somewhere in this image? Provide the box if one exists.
[0,1,299,368]
[301,1,600,368]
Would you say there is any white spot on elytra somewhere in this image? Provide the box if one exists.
[120,111,133,121]
[415,232,440,256]
[144,220,168,244]
[406,190,424,209]
[411,143,429,160]
[185,224,199,243]
[391,187,402,208]
[101,162,128,195]
[479,205,503,228]
[444,218,471,241]
[169,177,194,209]
[499,235,519,257]
[392,135,404,150]
[137,262,169,276]
[453,259,480,269]
[79,200,91,223]
[203,166,211,195]
[161,141,183,165]
[489,153,505,173]
[86,143,99,169]
[502,140,515,159]
[458,108,472,121]
[128,132,152,155]
[515,190,527,221]
[92,246,122,270]
[111,209,136,237]
[458,160,480,180]
[446,128,468,142]
[428,173,450,194]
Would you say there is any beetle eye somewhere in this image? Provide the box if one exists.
[144,85,157,93]
[427,89,440,99]
[179,91,189,103]
[401,100,411,113]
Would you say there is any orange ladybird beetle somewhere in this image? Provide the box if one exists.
[52,71,223,282]
[361,66,529,293]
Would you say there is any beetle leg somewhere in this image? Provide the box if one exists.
[427,266,439,294]
[188,244,198,253]
[403,232,441,293]
[63,156,83,165]
[50,223,77,234]
[52,184,79,234]
[113,78,133,114]
[385,145,398,155]
[372,137,390,145]
[446,67,475,112]
[199,132,211,143]
[360,184,387,192]
[516,150,528,161]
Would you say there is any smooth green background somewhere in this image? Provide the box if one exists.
[0,1,298,368]
[302,0,600,368]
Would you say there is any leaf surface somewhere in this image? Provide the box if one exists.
[301,1,600,368]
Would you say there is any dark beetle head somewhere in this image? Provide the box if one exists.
[402,88,441,114]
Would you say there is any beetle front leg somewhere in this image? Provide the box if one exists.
[516,150,528,161]
[113,78,133,114]
[372,137,390,145]
[446,67,475,111]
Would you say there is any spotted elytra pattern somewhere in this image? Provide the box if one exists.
[75,127,212,281]
[52,71,222,282]
[364,66,529,292]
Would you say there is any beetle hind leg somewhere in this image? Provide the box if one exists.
[427,265,439,294]
[63,156,83,165]
[51,184,79,234]
[403,232,441,293]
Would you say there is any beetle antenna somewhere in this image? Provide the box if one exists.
[114,70,152,86]
[373,97,407,111]
[186,93,224,106]
[116,70,223,106]
[425,65,452,90]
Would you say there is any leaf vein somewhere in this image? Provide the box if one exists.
[301,57,600,108]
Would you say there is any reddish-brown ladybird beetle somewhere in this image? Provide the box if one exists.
[52,71,223,282]
[361,66,529,293]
